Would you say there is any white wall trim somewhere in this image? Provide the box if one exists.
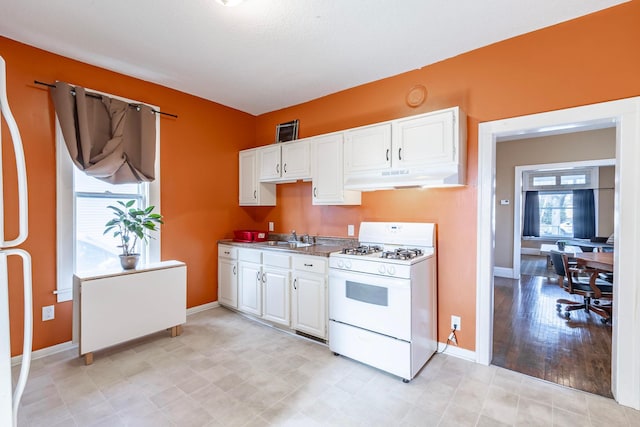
[477,96,640,410]
[437,342,476,362]
[493,267,516,279]
[520,248,540,256]
[11,302,220,366]
[11,340,77,366]
[186,301,220,315]
[513,159,614,277]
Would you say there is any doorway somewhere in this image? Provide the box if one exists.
[476,97,640,409]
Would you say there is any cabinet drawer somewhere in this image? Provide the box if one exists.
[239,248,262,263]
[263,252,291,269]
[293,255,327,274]
[218,244,237,260]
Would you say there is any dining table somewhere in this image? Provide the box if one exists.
[574,252,614,273]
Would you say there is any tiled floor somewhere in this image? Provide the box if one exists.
[15,307,640,426]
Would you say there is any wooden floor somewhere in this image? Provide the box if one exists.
[493,255,613,398]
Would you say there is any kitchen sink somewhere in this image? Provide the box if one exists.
[261,241,313,249]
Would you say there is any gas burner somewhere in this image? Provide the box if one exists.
[381,248,424,260]
[341,245,383,256]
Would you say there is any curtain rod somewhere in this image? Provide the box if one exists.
[34,80,178,118]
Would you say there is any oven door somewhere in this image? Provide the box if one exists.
[329,268,411,341]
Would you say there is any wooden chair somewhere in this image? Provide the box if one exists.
[555,253,613,324]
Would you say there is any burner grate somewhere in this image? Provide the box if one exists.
[381,248,424,260]
[341,245,383,256]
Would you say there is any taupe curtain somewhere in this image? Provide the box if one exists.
[50,82,156,184]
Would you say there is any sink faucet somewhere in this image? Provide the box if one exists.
[290,230,297,242]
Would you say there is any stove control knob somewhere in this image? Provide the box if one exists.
[378,265,386,274]
[386,266,396,276]
[337,260,344,268]
[345,261,352,270]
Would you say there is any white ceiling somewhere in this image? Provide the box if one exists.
[0,0,628,115]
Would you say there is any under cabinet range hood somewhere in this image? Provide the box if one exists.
[342,106,467,191]
[343,163,465,191]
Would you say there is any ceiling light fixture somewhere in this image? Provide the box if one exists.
[215,0,244,6]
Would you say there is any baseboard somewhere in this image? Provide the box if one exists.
[11,302,220,366]
[437,342,476,362]
[493,266,515,278]
[521,248,540,255]
[186,301,219,316]
[11,340,77,366]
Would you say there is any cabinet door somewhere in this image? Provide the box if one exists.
[393,109,455,168]
[238,261,262,316]
[344,123,392,174]
[262,267,290,326]
[312,133,360,205]
[239,149,258,205]
[292,272,326,339]
[281,139,311,180]
[258,145,281,181]
[218,258,237,308]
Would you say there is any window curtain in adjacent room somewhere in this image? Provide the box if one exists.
[50,82,156,184]
[522,191,540,237]
[573,189,596,239]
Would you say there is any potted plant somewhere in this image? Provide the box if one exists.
[103,200,163,269]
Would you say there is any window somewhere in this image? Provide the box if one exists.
[522,167,599,239]
[55,91,161,302]
[74,168,147,273]
[538,191,573,237]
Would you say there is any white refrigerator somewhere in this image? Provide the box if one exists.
[0,55,33,427]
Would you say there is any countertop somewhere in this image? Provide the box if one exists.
[219,237,355,257]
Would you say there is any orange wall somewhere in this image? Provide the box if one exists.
[2,1,639,356]
[254,1,640,350]
[1,37,256,355]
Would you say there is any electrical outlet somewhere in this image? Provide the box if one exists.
[347,224,355,236]
[268,222,274,232]
[42,305,55,321]
[451,315,461,331]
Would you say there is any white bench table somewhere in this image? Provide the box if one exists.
[73,260,186,364]
[539,244,583,269]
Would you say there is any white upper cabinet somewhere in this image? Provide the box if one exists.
[393,109,456,168]
[259,139,311,183]
[343,107,466,190]
[258,145,281,181]
[344,123,392,174]
[239,148,276,206]
[312,133,361,205]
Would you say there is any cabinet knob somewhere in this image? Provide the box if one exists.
[233,266,236,275]
[262,273,266,283]
[253,190,257,199]
[293,278,297,290]
[398,147,402,160]
[304,263,313,267]
[276,164,280,174]
[386,149,390,161]
[313,187,317,197]
[283,163,287,174]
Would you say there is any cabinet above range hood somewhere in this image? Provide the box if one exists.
[343,106,466,191]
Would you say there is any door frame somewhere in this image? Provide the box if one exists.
[476,97,640,409]
[511,158,615,278]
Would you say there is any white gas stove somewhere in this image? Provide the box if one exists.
[328,222,438,382]
[329,222,435,277]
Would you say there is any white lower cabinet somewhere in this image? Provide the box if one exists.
[261,252,291,326]
[225,247,327,339]
[291,255,328,339]
[218,244,238,308]
[237,249,262,316]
